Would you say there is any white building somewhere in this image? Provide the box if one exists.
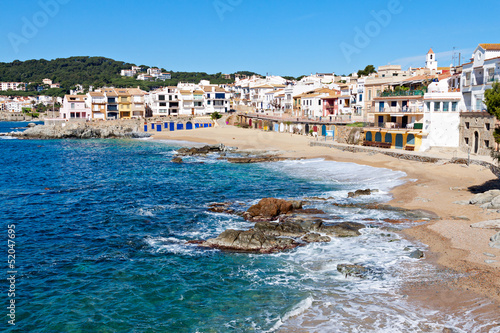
[461,43,500,111]
[0,82,25,91]
[59,95,91,120]
[421,76,465,151]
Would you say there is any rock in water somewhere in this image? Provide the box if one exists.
[337,264,368,278]
[246,198,297,221]
[348,189,378,198]
[171,157,183,163]
[26,122,36,128]
[490,232,500,249]
[254,221,307,237]
[315,222,365,237]
[302,233,331,243]
[201,229,300,253]
[409,249,424,259]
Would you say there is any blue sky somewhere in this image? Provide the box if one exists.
[1,0,499,76]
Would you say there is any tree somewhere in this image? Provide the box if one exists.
[210,111,222,120]
[357,65,376,77]
[485,82,500,121]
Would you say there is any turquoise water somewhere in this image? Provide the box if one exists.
[1,122,497,332]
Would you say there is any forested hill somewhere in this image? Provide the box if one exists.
[0,56,260,96]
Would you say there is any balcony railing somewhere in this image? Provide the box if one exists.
[379,89,426,97]
[377,106,422,113]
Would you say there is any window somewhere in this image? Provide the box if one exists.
[70,112,75,118]
[376,90,381,97]
[465,122,470,129]
[426,102,431,112]
[169,95,172,101]
[391,101,397,107]
[486,123,491,131]
[71,103,75,109]
[359,94,362,102]
[159,95,165,101]
[451,102,457,111]
[434,102,441,111]
[207,101,211,105]
[215,93,225,99]
[465,138,469,145]
[485,140,490,148]
[443,102,449,112]
[368,90,372,101]
[319,100,321,106]
[160,102,166,107]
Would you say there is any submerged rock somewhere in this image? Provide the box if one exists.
[171,157,183,163]
[409,249,424,259]
[337,264,369,278]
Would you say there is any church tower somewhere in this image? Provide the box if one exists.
[426,48,438,71]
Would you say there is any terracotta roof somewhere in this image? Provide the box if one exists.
[479,43,500,51]
[427,48,434,54]
[88,92,104,97]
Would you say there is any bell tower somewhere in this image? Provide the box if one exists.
[426,48,438,71]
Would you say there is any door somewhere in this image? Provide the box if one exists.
[169,122,175,131]
[402,116,408,129]
[249,119,252,127]
[186,122,193,130]
[305,124,309,133]
[395,134,403,149]
[474,131,479,154]
[321,125,327,136]
[177,123,184,130]
[156,124,162,131]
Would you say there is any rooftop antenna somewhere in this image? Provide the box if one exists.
[452,47,457,67]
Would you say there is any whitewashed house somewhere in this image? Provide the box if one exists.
[420,76,465,151]
[461,44,500,111]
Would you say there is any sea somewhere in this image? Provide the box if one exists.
[1,121,499,333]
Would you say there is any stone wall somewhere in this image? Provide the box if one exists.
[459,112,496,156]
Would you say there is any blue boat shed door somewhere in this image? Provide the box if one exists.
[395,134,403,149]
[169,122,175,131]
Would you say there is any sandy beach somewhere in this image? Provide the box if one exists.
[152,124,500,317]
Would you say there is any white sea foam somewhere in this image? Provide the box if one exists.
[268,296,313,332]
[262,158,407,202]
[0,136,17,140]
[144,236,200,256]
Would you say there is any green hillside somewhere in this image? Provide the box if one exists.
[0,56,260,97]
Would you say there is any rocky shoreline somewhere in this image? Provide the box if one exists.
[1,123,151,139]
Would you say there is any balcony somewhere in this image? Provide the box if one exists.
[107,106,118,112]
[486,75,499,84]
[379,89,426,97]
[377,106,422,113]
